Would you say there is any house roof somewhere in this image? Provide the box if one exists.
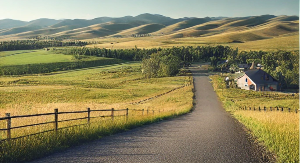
[238,64,249,68]
[244,69,278,85]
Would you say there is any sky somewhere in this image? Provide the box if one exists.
[0,0,298,21]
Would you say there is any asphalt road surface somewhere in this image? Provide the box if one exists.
[31,64,270,163]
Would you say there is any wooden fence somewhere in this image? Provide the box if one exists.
[240,106,298,113]
[0,108,165,142]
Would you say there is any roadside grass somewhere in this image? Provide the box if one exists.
[210,75,299,163]
[0,107,192,162]
[0,62,194,162]
[234,111,298,163]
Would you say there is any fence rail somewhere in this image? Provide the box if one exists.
[240,106,299,113]
[0,107,165,142]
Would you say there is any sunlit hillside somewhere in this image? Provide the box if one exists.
[0,14,298,51]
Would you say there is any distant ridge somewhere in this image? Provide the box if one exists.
[0,14,298,42]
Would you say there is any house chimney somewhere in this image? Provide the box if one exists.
[250,61,256,70]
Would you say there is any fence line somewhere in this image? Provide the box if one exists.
[130,84,190,105]
[0,107,169,142]
[240,106,298,113]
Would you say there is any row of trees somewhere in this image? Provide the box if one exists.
[53,46,298,89]
[1,43,297,89]
[0,40,87,51]
[53,45,236,63]
[52,46,238,78]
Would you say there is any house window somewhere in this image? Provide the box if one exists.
[245,78,248,82]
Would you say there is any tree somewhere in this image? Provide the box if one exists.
[142,52,181,78]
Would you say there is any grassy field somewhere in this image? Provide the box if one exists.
[0,61,193,112]
[0,50,103,66]
[0,61,194,162]
[85,32,299,51]
[0,49,124,75]
[210,75,299,163]
[0,50,38,57]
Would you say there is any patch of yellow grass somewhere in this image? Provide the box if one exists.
[229,34,299,51]
[234,111,299,163]
[210,75,299,162]
[0,61,193,142]
[87,39,165,49]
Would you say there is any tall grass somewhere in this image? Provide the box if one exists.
[210,75,299,163]
[0,62,194,162]
[234,111,299,163]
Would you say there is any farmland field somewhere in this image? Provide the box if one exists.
[0,50,74,66]
[0,54,194,162]
[0,61,192,113]
[0,50,38,57]
[0,49,124,75]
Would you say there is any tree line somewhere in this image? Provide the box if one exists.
[0,40,87,51]
[52,46,298,89]
[52,45,235,63]
[0,44,297,89]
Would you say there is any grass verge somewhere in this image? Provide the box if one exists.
[210,75,299,163]
[0,108,193,162]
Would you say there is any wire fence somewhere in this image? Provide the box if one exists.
[239,106,299,113]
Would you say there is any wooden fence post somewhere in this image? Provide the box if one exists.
[147,109,149,115]
[142,109,144,116]
[126,108,129,122]
[288,108,290,112]
[277,107,279,111]
[281,107,283,112]
[259,106,261,111]
[254,107,255,111]
[111,108,114,120]
[87,108,90,124]
[5,113,11,140]
[54,109,58,132]
[264,106,266,111]
[249,107,251,110]
[270,107,272,111]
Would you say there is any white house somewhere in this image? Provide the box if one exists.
[236,69,278,91]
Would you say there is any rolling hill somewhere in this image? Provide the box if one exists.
[0,19,27,29]
[0,14,298,47]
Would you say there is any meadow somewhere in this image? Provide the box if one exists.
[210,75,299,163]
[0,50,73,66]
[0,58,194,162]
[0,50,124,75]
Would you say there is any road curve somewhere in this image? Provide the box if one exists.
[31,65,267,163]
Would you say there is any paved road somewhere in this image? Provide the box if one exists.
[31,65,268,163]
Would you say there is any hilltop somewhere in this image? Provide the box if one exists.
[0,14,298,51]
